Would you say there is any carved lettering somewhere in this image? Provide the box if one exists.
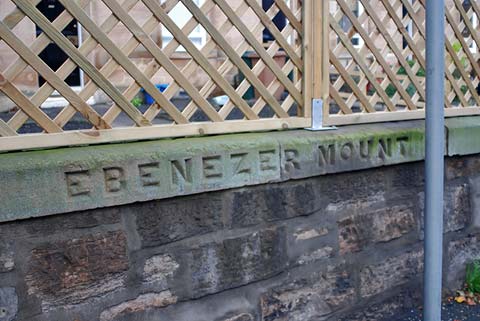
[396,136,410,157]
[259,150,277,172]
[104,167,125,193]
[171,159,193,186]
[319,144,336,167]
[65,170,92,197]
[359,139,373,159]
[60,133,419,203]
[284,149,300,172]
[231,153,251,176]
[203,156,223,179]
[340,142,354,161]
[139,162,161,187]
[377,138,393,160]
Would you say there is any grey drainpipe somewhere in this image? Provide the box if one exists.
[424,0,445,320]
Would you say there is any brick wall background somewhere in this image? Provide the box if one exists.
[0,153,478,321]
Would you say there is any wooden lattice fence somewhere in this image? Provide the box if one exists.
[1,0,480,152]
[0,0,306,151]
[323,0,480,125]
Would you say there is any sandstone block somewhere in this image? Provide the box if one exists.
[360,249,423,298]
[229,182,315,228]
[338,205,416,254]
[179,227,287,299]
[261,267,355,320]
[99,291,177,321]
[20,207,121,237]
[26,231,128,309]
[446,156,480,180]
[143,254,179,285]
[297,246,334,266]
[135,195,224,247]
[336,289,421,321]
[419,183,470,237]
[470,176,480,227]
[293,227,329,242]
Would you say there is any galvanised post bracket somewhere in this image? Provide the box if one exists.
[305,99,337,131]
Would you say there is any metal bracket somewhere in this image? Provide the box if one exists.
[305,99,337,131]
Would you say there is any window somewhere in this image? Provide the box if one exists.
[162,0,207,50]
[339,1,364,48]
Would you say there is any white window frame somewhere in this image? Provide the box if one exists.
[161,0,207,51]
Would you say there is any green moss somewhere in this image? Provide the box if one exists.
[466,260,480,293]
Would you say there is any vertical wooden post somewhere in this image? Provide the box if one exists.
[314,0,330,122]
[304,0,329,120]
[302,0,314,117]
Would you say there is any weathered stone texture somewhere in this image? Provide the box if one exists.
[229,182,316,228]
[183,227,287,298]
[0,239,14,272]
[135,195,224,247]
[26,231,128,309]
[99,291,177,321]
[297,246,334,266]
[20,207,121,237]
[215,313,255,321]
[447,237,480,290]
[293,227,329,241]
[445,183,471,232]
[390,162,425,190]
[446,156,480,180]
[143,254,180,285]
[261,267,355,321]
[321,171,388,210]
[470,176,480,227]
[220,313,254,321]
[419,183,470,236]
[360,249,424,298]
[336,289,421,321]
[339,205,416,254]
[0,288,17,321]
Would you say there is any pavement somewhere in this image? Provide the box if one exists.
[394,302,480,321]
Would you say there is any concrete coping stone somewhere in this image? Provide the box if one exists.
[0,116,477,222]
[446,117,480,156]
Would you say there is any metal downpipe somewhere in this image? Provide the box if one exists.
[424,0,445,320]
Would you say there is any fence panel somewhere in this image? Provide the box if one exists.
[324,0,480,126]
[0,0,306,151]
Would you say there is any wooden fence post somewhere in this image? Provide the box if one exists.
[302,0,314,117]
[314,0,330,122]
[304,0,329,120]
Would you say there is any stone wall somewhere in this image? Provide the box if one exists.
[1,117,480,321]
